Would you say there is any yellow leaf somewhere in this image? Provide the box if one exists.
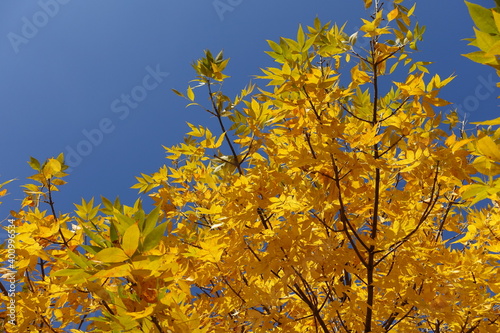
[476,136,500,162]
[453,138,474,154]
[122,223,140,257]
[471,116,500,126]
[187,86,195,101]
[38,223,59,238]
[282,62,291,76]
[92,263,131,278]
[387,8,398,21]
[199,238,225,263]
[47,158,62,172]
[86,282,112,302]
[93,248,129,263]
[452,225,477,244]
[42,158,62,176]
[494,10,500,34]
[351,65,371,85]
[126,305,155,320]
[472,156,500,176]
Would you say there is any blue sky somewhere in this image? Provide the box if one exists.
[0,0,497,235]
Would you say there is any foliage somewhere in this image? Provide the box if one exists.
[464,0,500,71]
[1,0,500,332]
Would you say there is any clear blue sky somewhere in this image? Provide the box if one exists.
[0,0,497,235]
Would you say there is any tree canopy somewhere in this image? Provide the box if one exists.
[1,0,500,332]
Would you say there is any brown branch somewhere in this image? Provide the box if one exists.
[378,135,406,158]
[37,311,58,333]
[151,316,165,333]
[379,96,410,123]
[239,135,256,166]
[302,86,322,121]
[101,299,115,316]
[288,283,330,333]
[375,162,441,266]
[77,313,88,330]
[213,154,238,167]
[310,211,345,236]
[39,258,46,280]
[331,156,371,250]
[257,207,271,230]
[207,80,243,175]
[0,281,8,297]
[25,270,35,292]
[435,193,459,242]
[341,103,371,123]
[336,310,351,333]
[374,45,407,66]
[331,157,369,267]
[304,129,317,159]
[222,276,246,304]
[291,265,317,306]
[384,305,416,332]
[244,240,262,262]
[46,178,69,248]
[486,223,500,242]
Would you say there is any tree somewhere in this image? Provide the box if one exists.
[1,0,499,332]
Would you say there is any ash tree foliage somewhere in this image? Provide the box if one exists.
[2,0,500,332]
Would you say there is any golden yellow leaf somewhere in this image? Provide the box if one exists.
[476,135,500,161]
[387,8,398,21]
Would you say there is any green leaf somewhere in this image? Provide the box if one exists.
[493,10,500,32]
[282,37,300,51]
[466,1,497,34]
[80,244,102,255]
[67,250,90,269]
[82,224,107,248]
[113,209,136,234]
[297,25,305,48]
[64,270,92,284]
[462,50,497,65]
[110,221,119,243]
[101,196,114,214]
[461,183,492,205]
[133,199,145,222]
[474,27,499,52]
[51,268,85,277]
[56,152,65,164]
[215,50,224,63]
[28,157,41,171]
[142,205,161,236]
[267,40,282,54]
[142,222,167,252]
[113,196,122,211]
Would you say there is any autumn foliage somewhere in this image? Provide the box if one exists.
[1,0,500,332]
